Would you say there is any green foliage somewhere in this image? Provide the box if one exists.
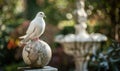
[26,0,75,25]
[0,0,25,67]
[87,21,111,36]
[86,0,120,40]
[58,26,75,35]
[4,62,25,71]
[88,41,120,71]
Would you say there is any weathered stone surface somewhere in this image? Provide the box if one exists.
[22,40,52,67]
[18,66,58,71]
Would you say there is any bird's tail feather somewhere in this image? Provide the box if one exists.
[19,35,27,39]
[19,35,30,44]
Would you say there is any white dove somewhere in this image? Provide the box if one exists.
[19,12,46,44]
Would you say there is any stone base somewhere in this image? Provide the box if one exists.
[18,66,58,71]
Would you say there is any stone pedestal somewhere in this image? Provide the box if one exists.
[18,66,58,71]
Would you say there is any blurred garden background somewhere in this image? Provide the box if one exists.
[0,0,120,71]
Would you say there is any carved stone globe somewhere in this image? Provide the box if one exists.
[22,40,52,68]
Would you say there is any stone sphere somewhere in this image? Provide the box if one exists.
[22,40,52,67]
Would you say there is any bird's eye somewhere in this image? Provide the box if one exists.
[40,13,43,15]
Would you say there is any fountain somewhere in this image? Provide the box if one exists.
[55,0,107,71]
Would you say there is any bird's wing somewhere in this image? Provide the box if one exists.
[26,21,36,35]
[21,27,36,42]
[19,21,35,39]
[28,26,38,39]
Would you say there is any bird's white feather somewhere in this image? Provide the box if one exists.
[19,35,28,39]
[19,12,46,43]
